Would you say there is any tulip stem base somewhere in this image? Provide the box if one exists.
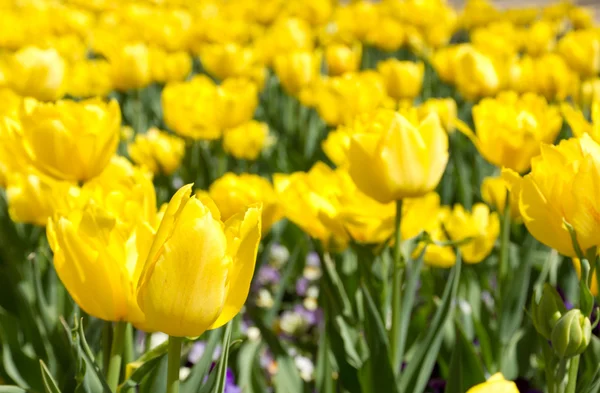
[390,199,404,372]
[167,336,183,393]
[565,355,580,393]
[106,321,127,392]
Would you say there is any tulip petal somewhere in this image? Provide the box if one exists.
[348,133,392,203]
[209,205,262,329]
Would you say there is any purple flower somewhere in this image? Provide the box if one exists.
[296,278,310,296]
[293,304,323,326]
[255,265,281,288]
[225,369,241,393]
[306,252,320,267]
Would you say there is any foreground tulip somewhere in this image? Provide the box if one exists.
[137,184,262,337]
[462,91,562,173]
[503,134,600,257]
[7,46,66,101]
[345,110,449,203]
[128,128,185,175]
[466,373,519,393]
[19,97,121,182]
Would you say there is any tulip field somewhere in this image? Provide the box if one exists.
[2,0,600,392]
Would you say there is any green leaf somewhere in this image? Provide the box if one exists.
[0,387,30,393]
[181,330,222,393]
[315,328,335,393]
[213,322,233,393]
[237,339,268,393]
[359,283,399,393]
[39,360,62,393]
[444,324,486,393]
[321,253,354,321]
[399,252,462,393]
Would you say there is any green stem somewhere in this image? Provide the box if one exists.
[102,322,112,374]
[390,199,404,372]
[106,321,127,392]
[167,336,183,393]
[565,355,580,393]
[498,192,511,283]
[123,324,134,369]
[557,358,567,393]
[543,341,556,393]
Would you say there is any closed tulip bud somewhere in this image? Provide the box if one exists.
[108,42,152,91]
[503,134,600,257]
[7,46,66,101]
[466,373,519,393]
[137,184,262,337]
[454,45,503,100]
[464,92,562,173]
[551,309,591,359]
[205,172,283,235]
[223,121,273,161]
[19,97,121,182]
[325,43,361,76]
[274,50,321,95]
[128,128,185,175]
[345,110,449,203]
[377,59,424,101]
[531,284,567,340]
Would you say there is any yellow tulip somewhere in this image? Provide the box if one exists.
[445,203,500,264]
[454,45,504,100]
[286,0,333,26]
[557,30,600,78]
[466,373,519,393]
[223,121,273,161]
[503,134,600,257]
[562,102,600,143]
[417,98,458,132]
[516,54,581,102]
[256,17,314,66]
[17,97,120,182]
[481,175,521,220]
[377,59,424,101]
[462,91,562,173]
[215,78,259,130]
[205,172,283,235]
[523,21,557,56]
[412,207,457,268]
[66,60,113,98]
[273,50,321,95]
[345,110,449,203]
[401,191,442,240]
[149,48,192,84]
[365,16,405,52]
[47,159,157,323]
[199,42,266,85]
[325,43,361,76]
[128,128,185,175]
[7,46,66,101]
[137,184,262,337]
[107,42,152,91]
[580,78,600,108]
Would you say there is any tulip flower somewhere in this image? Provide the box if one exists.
[137,184,262,337]
[377,59,424,101]
[6,46,66,101]
[19,97,121,182]
[223,121,273,161]
[128,128,185,175]
[481,176,521,220]
[344,109,449,204]
[557,29,600,78]
[466,373,519,393]
[503,134,600,257]
[562,101,600,143]
[325,43,361,76]
[273,50,321,95]
[107,42,152,91]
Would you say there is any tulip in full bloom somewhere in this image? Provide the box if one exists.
[137,184,262,337]
[343,109,449,203]
[47,158,157,323]
[466,373,519,393]
[128,128,185,175]
[503,134,600,257]
[223,121,273,161]
[377,59,424,101]
[462,91,562,173]
[19,97,121,182]
[7,46,66,101]
[203,172,282,235]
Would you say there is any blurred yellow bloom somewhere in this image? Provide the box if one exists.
[256,17,314,65]
[365,16,405,52]
[458,0,500,30]
[7,46,66,101]
[325,43,361,76]
[523,21,557,56]
[66,60,113,98]
[199,42,266,85]
[445,203,500,264]
[557,29,600,78]
[467,373,519,393]
[401,191,442,240]
[274,50,321,96]
[128,128,185,175]
[137,184,262,337]
[481,175,521,220]
[503,134,600,257]
[580,78,600,108]
[562,102,600,143]
[471,22,521,59]
[223,121,272,161]
[47,159,157,323]
[345,110,448,203]
[463,92,562,173]
[19,97,121,182]
[377,59,424,101]
[107,42,152,91]
[204,172,282,234]
[149,48,192,84]
[332,1,379,42]
[569,6,594,30]
[162,76,258,140]
[274,162,349,248]
[418,98,458,132]
[285,0,333,26]
[412,207,456,268]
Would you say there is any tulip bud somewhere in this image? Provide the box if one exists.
[531,284,566,340]
[551,309,591,359]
